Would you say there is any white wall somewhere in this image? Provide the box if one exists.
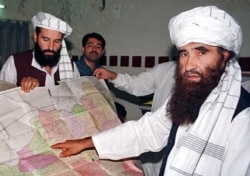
[1,0,250,120]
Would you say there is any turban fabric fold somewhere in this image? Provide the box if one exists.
[31,12,74,81]
[31,12,72,37]
[169,6,242,55]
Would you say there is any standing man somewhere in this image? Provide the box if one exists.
[75,32,105,76]
[52,6,250,175]
[0,12,80,92]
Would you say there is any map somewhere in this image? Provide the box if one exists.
[0,77,143,176]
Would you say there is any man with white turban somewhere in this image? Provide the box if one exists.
[0,12,80,92]
[51,6,250,176]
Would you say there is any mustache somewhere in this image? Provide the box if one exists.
[184,69,202,77]
[90,51,98,55]
[43,50,56,54]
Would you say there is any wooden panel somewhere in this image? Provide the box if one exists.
[159,56,169,63]
[120,56,129,67]
[239,57,250,71]
[109,56,118,66]
[145,56,155,68]
[132,56,141,67]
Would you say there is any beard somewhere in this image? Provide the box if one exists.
[166,59,226,125]
[34,42,61,68]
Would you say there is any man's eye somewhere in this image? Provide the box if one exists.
[179,53,187,57]
[198,50,207,56]
[54,40,61,44]
[198,51,203,55]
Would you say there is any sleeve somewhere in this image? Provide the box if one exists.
[110,67,158,96]
[221,108,250,176]
[0,56,17,85]
[92,99,172,160]
[110,62,175,97]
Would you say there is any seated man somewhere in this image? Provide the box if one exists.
[0,12,80,92]
[51,6,250,176]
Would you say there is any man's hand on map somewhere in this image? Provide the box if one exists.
[51,137,95,157]
[21,77,40,92]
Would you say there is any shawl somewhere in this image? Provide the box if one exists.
[165,58,242,175]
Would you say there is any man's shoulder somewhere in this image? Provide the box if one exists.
[12,49,33,67]
[75,57,87,66]
[233,87,250,119]
[13,49,33,58]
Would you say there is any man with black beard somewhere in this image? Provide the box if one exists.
[33,38,62,69]
[0,12,80,92]
[51,6,250,176]
[167,48,226,125]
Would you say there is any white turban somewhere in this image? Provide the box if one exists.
[31,12,74,81]
[31,12,72,37]
[169,6,242,55]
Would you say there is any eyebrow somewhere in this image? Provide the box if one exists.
[41,36,63,41]
[86,42,103,47]
[193,46,209,52]
[178,46,209,53]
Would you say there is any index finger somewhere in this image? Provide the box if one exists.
[51,142,66,149]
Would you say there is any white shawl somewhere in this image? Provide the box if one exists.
[165,58,242,175]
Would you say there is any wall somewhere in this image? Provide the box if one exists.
[1,0,250,120]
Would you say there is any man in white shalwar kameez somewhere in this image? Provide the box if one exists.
[51,6,250,176]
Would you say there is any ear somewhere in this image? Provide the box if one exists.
[222,50,231,62]
[33,32,38,42]
[81,47,85,53]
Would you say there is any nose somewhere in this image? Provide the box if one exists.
[92,45,97,51]
[184,54,197,72]
[48,42,54,50]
